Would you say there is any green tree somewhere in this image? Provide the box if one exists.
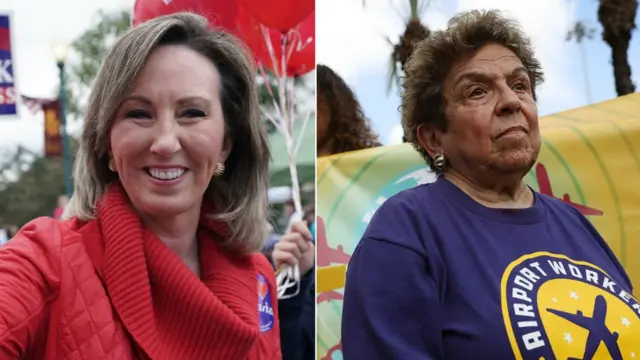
[0,10,130,225]
[0,140,79,225]
[65,10,131,120]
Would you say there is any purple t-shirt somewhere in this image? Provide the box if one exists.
[342,176,638,359]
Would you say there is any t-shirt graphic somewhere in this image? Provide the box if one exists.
[502,252,640,359]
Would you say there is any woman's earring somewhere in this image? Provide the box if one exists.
[433,153,446,172]
[214,162,225,177]
[108,158,116,172]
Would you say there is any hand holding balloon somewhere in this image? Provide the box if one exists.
[273,221,315,276]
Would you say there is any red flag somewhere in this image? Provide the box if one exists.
[20,95,55,115]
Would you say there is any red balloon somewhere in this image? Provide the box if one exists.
[240,0,314,32]
[132,0,240,36]
[238,7,315,77]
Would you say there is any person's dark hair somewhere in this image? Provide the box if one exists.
[401,9,545,170]
[317,64,381,154]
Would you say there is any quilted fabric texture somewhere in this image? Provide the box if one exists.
[0,186,282,360]
[0,217,132,360]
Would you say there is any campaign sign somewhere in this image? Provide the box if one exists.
[0,14,16,117]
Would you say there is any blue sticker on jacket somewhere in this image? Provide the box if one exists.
[257,274,274,332]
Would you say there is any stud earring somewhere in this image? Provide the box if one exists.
[108,158,116,172]
[214,162,225,177]
[433,153,446,172]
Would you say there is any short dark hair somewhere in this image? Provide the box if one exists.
[401,9,544,168]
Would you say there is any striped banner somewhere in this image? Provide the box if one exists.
[0,14,16,117]
[315,93,640,359]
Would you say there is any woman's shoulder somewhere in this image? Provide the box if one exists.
[360,183,442,254]
[0,217,83,305]
[377,182,440,216]
[251,252,276,280]
[366,183,441,228]
[4,217,97,273]
[12,216,91,247]
[535,192,593,222]
[7,217,72,253]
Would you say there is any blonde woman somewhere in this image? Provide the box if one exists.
[0,13,288,359]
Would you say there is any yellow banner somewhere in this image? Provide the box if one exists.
[316,93,640,359]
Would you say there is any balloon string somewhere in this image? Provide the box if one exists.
[257,63,284,132]
[259,23,304,294]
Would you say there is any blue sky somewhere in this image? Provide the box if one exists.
[317,0,640,145]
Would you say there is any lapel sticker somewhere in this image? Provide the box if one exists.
[257,274,274,332]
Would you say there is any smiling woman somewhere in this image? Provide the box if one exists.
[0,12,291,360]
[107,44,231,233]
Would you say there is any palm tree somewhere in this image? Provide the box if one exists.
[567,21,597,103]
[363,0,432,93]
[597,0,637,96]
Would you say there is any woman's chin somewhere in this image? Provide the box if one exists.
[486,149,538,174]
[133,194,196,218]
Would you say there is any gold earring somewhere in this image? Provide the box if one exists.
[433,153,446,172]
[108,158,116,172]
[214,162,225,177]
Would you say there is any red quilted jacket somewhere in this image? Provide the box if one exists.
[0,185,282,359]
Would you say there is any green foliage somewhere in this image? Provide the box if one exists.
[66,10,131,119]
[0,10,128,226]
[0,140,79,226]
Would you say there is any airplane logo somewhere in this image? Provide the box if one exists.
[535,163,603,216]
[546,295,622,360]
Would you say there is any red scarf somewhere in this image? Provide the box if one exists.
[96,184,261,359]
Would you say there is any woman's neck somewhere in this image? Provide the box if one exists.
[444,169,534,209]
[139,208,201,276]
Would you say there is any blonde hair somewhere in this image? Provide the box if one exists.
[64,12,270,253]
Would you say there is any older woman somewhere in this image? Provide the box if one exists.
[341,10,638,359]
[317,64,381,156]
[0,13,300,359]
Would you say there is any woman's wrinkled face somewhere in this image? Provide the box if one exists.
[435,43,541,175]
[109,44,231,217]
